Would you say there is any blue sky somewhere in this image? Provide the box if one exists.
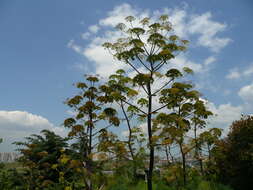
[0,0,253,151]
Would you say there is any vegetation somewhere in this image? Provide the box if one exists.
[212,115,253,190]
[102,14,207,190]
[0,15,252,190]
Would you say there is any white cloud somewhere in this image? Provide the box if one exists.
[79,4,233,139]
[238,83,253,103]
[81,32,90,40]
[88,25,100,33]
[170,55,203,73]
[99,3,148,27]
[69,4,235,138]
[243,66,253,76]
[226,63,253,80]
[206,102,243,134]
[154,9,231,52]
[120,101,243,138]
[67,40,82,53]
[204,56,216,66]
[69,3,230,77]
[226,68,240,79]
[0,111,67,152]
[83,35,130,78]
[166,9,188,38]
[188,12,231,52]
[186,99,240,137]
[0,111,54,130]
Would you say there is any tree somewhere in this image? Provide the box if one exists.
[64,75,120,190]
[199,127,222,161]
[101,70,147,177]
[155,88,212,185]
[14,130,69,189]
[212,115,253,190]
[190,101,213,175]
[102,15,210,190]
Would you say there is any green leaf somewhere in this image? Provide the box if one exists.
[140,17,150,25]
[125,16,135,22]
[127,88,138,97]
[183,67,194,74]
[159,15,169,21]
[166,68,183,78]
[137,98,148,107]
[64,118,76,127]
[103,107,117,117]
[76,82,87,89]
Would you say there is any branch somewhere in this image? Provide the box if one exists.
[151,102,171,114]
[137,34,149,57]
[92,124,113,137]
[152,79,173,96]
[153,46,162,55]
[124,61,150,95]
[150,42,157,56]
[140,85,149,95]
[120,101,135,160]
[121,98,147,115]
[136,54,151,72]
[154,60,166,72]
[126,60,141,74]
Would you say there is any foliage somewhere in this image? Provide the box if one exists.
[0,167,26,190]
[64,75,120,190]
[14,130,71,189]
[104,175,232,190]
[0,14,246,190]
[102,14,213,190]
[212,115,253,190]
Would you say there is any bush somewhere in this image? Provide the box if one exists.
[0,168,26,190]
[212,115,253,190]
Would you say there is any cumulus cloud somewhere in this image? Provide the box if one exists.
[138,8,231,52]
[238,83,253,103]
[204,56,216,66]
[120,101,243,139]
[68,3,230,78]
[67,3,236,138]
[83,33,130,78]
[88,25,100,33]
[99,3,149,27]
[186,101,243,137]
[226,63,253,79]
[0,111,67,152]
[81,32,91,40]
[170,55,203,73]
[0,111,54,131]
[187,12,231,52]
[226,68,240,79]
[67,40,82,53]
[207,102,243,128]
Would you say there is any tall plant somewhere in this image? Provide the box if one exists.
[64,75,120,190]
[102,15,207,190]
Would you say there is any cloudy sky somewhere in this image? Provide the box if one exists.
[1,0,253,151]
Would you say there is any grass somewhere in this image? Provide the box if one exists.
[105,177,232,190]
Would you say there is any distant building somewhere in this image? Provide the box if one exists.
[0,152,20,162]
